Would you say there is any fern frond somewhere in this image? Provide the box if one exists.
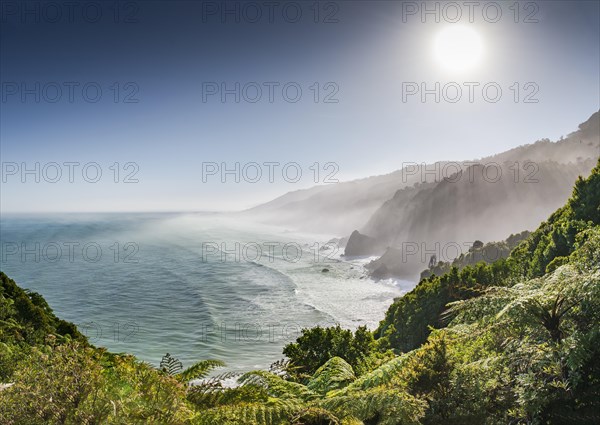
[187,383,267,409]
[322,388,426,425]
[291,406,341,424]
[307,357,356,395]
[193,398,304,425]
[159,352,183,376]
[239,370,317,401]
[330,353,413,396]
[339,418,364,425]
[179,359,225,381]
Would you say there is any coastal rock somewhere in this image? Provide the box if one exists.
[327,237,348,249]
[371,264,390,279]
[365,247,422,281]
[344,230,383,256]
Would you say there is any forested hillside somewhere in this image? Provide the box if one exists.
[376,159,599,353]
[419,231,531,280]
[358,158,596,280]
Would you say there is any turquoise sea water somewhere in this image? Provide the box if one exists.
[0,213,408,372]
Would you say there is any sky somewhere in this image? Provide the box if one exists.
[1,0,599,212]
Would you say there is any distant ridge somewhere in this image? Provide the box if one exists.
[247,111,599,280]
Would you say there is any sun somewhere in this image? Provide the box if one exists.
[433,26,484,73]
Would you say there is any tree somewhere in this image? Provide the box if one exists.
[283,325,375,380]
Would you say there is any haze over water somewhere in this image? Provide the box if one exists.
[0,213,406,371]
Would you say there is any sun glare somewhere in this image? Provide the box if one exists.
[434,26,484,73]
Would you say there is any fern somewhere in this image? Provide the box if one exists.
[307,357,356,395]
[159,353,225,386]
[192,398,304,425]
[239,370,317,401]
[322,388,426,425]
[188,382,267,410]
[179,359,225,382]
[291,407,341,424]
[159,353,183,376]
[269,358,292,377]
[331,352,414,396]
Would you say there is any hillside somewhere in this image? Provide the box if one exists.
[359,159,596,280]
[245,165,443,235]
[0,273,85,351]
[418,230,531,280]
[1,163,598,424]
[376,158,600,352]
[342,112,599,280]
[247,112,599,242]
[278,160,599,424]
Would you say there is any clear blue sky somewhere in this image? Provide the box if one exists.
[1,0,599,212]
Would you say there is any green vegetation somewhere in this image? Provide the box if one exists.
[282,325,391,380]
[1,160,598,424]
[377,160,600,353]
[0,272,86,347]
[510,167,600,278]
[420,231,530,280]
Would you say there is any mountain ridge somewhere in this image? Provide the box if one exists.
[248,111,599,280]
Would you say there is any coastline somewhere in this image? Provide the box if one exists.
[0,213,407,372]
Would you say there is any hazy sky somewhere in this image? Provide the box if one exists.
[1,0,599,212]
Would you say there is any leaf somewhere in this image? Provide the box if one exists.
[159,353,183,376]
[307,357,356,395]
[179,359,225,382]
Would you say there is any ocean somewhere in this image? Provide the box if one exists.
[0,213,409,372]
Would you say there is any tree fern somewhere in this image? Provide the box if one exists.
[192,399,304,425]
[179,359,225,382]
[331,352,415,396]
[291,407,341,424]
[187,372,250,409]
[159,353,225,384]
[239,370,317,401]
[307,357,356,395]
[322,388,426,425]
[159,352,183,376]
